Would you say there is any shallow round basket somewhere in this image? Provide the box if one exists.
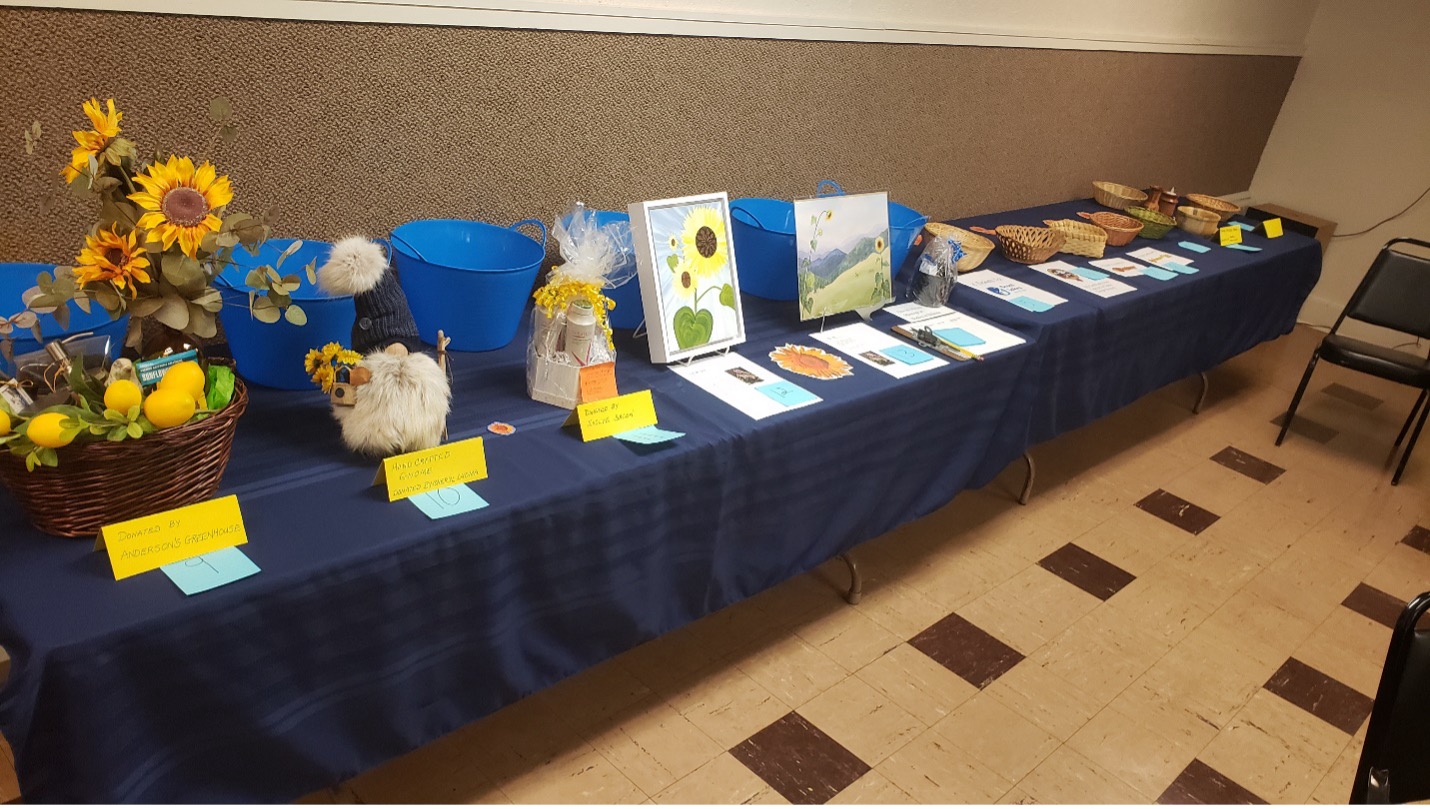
[1185,193,1240,224]
[0,378,248,538]
[924,222,994,272]
[1092,181,1149,211]
[1043,219,1107,258]
[1076,211,1142,247]
[1126,206,1176,240]
[971,225,1067,265]
[1175,205,1221,238]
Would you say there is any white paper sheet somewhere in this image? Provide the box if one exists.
[1088,257,1147,276]
[884,302,957,323]
[894,311,1027,357]
[810,322,947,378]
[960,270,1068,310]
[670,353,822,420]
[1128,247,1195,269]
[1029,260,1137,298]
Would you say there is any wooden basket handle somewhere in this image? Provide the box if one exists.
[1077,211,1095,221]
[969,226,997,236]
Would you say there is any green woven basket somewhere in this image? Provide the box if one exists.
[1126,206,1176,239]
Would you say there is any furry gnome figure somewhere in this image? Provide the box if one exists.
[317,237,451,455]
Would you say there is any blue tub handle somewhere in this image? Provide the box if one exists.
[387,232,429,264]
[816,179,845,197]
[730,204,765,230]
[510,219,548,249]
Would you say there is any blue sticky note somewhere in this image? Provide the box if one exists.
[1142,266,1179,281]
[1232,221,1255,231]
[1167,262,1199,275]
[1227,243,1262,252]
[1009,295,1054,313]
[161,546,260,596]
[616,425,685,445]
[757,380,819,407]
[1177,241,1212,254]
[932,327,986,347]
[409,483,489,520]
[1069,267,1110,281]
[882,344,935,365]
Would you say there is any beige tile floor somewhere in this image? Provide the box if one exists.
[2,324,1427,805]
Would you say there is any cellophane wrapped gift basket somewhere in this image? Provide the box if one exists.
[527,204,634,409]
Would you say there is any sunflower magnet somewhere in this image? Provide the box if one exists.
[768,344,854,380]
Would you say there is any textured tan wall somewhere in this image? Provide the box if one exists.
[0,8,1298,264]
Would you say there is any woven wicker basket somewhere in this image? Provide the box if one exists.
[0,378,248,538]
[971,225,1066,265]
[1175,205,1221,237]
[1185,193,1240,223]
[1043,219,1107,258]
[1092,181,1149,211]
[1076,211,1142,247]
[1126,206,1176,240]
[924,222,995,272]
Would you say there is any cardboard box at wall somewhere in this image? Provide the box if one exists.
[1245,203,1337,255]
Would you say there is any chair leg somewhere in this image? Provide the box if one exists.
[1277,352,1321,446]
[1392,398,1430,485]
[1394,390,1428,448]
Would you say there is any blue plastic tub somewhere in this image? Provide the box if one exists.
[390,219,547,351]
[216,239,355,390]
[560,210,642,330]
[0,262,129,376]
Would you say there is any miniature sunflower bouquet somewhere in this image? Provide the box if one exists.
[0,98,301,537]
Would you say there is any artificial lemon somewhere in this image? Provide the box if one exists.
[157,361,206,403]
[0,410,10,436]
[144,388,197,429]
[104,379,143,415]
[26,412,74,449]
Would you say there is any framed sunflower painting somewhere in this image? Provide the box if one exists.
[630,192,746,364]
[794,192,893,320]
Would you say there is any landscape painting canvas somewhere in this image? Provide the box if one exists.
[795,192,893,321]
[630,192,746,364]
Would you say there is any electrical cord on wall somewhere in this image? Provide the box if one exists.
[1333,184,1430,238]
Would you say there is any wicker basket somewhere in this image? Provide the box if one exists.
[1076,211,1142,247]
[1185,193,1240,223]
[970,225,1067,264]
[0,378,248,538]
[1092,181,1149,211]
[1043,219,1107,258]
[1175,205,1221,237]
[1126,206,1176,240]
[924,222,995,272]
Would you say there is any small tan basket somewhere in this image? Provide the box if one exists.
[1043,219,1108,258]
[1175,205,1221,237]
[923,222,995,272]
[970,225,1067,265]
[1092,181,1149,211]
[1076,211,1142,247]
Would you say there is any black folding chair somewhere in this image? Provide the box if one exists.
[1352,591,1430,803]
[1276,238,1430,484]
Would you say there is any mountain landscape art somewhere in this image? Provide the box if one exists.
[795,191,893,320]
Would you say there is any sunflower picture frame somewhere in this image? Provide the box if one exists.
[629,192,746,364]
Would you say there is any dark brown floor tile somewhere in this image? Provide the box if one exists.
[1157,758,1267,804]
[1210,446,1286,484]
[1270,412,1339,444]
[1265,657,1374,735]
[1343,583,1407,629]
[1038,543,1136,601]
[730,712,869,805]
[1401,525,1430,555]
[1324,382,1384,410]
[908,612,1024,689]
[1135,490,1221,535]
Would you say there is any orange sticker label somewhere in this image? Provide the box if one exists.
[578,362,619,404]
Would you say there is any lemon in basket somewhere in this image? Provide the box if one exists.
[144,388,197,429]
[157,361,206,405]
[104,379,143,415]
[0,410,11,436]
[26,412,75,449]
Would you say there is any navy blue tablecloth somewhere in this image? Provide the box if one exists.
[0,198,1319,802]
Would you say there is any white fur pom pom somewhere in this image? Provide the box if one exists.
[318,236,389,296]
[332,348,451,455]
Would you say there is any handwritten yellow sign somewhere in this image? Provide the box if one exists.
[96,495,248,580]
[1219,225,1243,246]
[376,436,488,502]
[1264,217,1284,238]
[576,389,657,442]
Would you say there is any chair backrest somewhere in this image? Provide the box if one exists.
[1338,239,1430,339]
[1353,591,1430,804]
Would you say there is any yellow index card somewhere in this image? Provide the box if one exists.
[96,495,247,581]
[575,389,657,442]
[376,436,488,502]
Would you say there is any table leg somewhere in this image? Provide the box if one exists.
[1194,371,1210,414]
[1019,452,1036,505]
[837,553,862,605]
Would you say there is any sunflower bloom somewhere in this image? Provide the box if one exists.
[671,261,698,303]
[678,205,729,281]
[73,227,152,294]
[129,156,233,257]
[768,344,853,380]
[61,98,123,182]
